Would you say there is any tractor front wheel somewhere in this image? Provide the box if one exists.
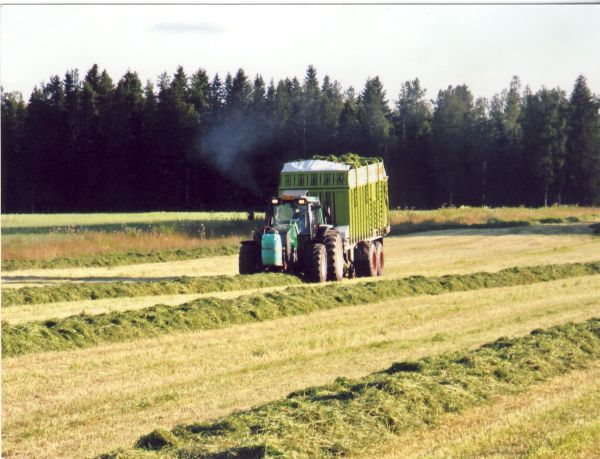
[308,243,327,283]
[239,242,259,275]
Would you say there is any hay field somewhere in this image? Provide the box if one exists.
[3,206,598,269]
[2,208,600,458]
[2,223,598,326]
[4,277,600,458]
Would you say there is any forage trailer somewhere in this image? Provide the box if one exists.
[239,154,390,282]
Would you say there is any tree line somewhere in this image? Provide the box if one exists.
[2,64,599,212]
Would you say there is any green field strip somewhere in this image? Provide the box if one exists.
[1,244,241,272]
[97,318,600,458]
[3,261,599,358]
[1,273,303,307]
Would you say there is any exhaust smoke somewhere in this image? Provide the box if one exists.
[198,114,272,195]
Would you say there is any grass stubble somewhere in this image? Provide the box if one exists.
[3,275,600,459]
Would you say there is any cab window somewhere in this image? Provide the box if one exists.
[311,206,322,227]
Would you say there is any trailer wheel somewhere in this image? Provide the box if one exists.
[375,240,384,276]
[355,241,377,277]
[324,230,344,281]
[239,242,259,274]
[308,243,327,283]
[367,242,377,277]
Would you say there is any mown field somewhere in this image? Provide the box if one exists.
[2,207,600,459]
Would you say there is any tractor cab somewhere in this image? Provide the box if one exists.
[267,194,324,238]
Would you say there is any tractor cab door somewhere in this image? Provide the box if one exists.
[309,204,324,236]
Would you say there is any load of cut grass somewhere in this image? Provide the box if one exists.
[3,261,599,358]
[98,318,600,458]
[310,152,382,167]
[1,243,240,271]
[2,273,303,307]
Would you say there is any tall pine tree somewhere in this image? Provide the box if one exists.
[565,75,600,204]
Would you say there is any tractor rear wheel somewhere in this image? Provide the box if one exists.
[308,243,327,283]
[239,242,259,274]
[324,230,344,281]
[375,240,384,276]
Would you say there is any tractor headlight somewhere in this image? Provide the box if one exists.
[271,198,279,205]
[297,198,306,205]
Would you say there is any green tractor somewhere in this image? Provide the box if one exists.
[239,155,390,282]
[239,193,344,282]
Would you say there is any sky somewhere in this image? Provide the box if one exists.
[1,2,599,104]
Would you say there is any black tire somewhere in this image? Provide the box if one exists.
[324,230,344,281]
[239,243,259,274]
[307,243,327,283]
[355,241,377,277]
[375,240,384,276]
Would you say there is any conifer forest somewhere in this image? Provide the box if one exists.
[2,65,599,212]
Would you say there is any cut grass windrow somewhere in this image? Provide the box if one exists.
[1,273,303,307]
[3,261,600,358]
[99,318,600,458]
[1,244,240,271]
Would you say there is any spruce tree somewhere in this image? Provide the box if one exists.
[393,79,432,207]
[431,84,474,206]
[521,88,568,206]
[320,75,343,153]
[358,77,391,155]
[565,75,600,204]
[338,87,361,154]
[1,89,27,211]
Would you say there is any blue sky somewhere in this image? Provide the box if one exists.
[1,3,599,102]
